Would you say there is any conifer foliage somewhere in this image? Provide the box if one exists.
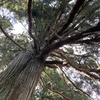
[0,0,100,100]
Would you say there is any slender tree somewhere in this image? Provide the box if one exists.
[0,0,100,100]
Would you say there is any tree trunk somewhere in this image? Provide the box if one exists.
[0,45,45,100]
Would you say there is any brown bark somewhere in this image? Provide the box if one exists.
[0,45,45,100]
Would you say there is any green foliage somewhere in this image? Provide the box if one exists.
[1,0,27,18]
[32,68,88,100]
[0,34,28,69]
[0,17,11,30]
[0,0,100,99]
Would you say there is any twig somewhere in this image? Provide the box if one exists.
[50,11,63,40]
[43,70,57,86]
[0,25,25,51]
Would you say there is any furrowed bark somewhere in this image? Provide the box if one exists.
[0,43,45,100]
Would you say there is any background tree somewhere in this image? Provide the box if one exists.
[0,0,100,100]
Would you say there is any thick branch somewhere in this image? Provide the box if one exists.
[0,25,25,51]
[28,0,38,53]
[45,60,67,68]
[28,0,33,37]
[76,37,100,45]
[46,64,57,68]
[41,21,100,58]
[41,31,92,58]
[45,60,67,65]
[49,0,85,44]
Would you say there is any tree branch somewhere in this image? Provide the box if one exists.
[45,60,67,65]
[58,66,92,99]
[60,71,79,100]
[49,0,85,44]
[40,77,70,100]
[50,51,100,82]
[46,64,57,68]
[67,63,100,82]
[50,0,69,39]
[76,37,100,45]
[45,60,68,68]
[28,0,38,53]
[41,31,92,58]
[43,71,57,85]
[41,22,100,58]
[44,68,79,100]
[0,25,25,51]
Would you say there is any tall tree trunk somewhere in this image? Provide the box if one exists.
[0,45,45,100]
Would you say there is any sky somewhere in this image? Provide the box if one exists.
[0,7,27,34]
[11,21,27,34]
[0,0,76,35]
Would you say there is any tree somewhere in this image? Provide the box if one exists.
[0,0,100,100]
[0,36,88,100]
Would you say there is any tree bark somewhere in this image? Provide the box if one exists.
[0,45,45,100]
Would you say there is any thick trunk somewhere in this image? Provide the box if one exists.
[0,51,45,100]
